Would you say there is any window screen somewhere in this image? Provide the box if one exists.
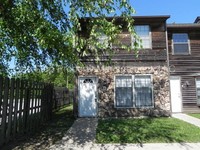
[115,76,133,107]
[196,79,200,105]
[134,75,153,107]
[173,33,190,54]
[115,75,153,108]
[134,25,151,49]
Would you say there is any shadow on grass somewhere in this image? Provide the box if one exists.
[96,117,187,146]
[1,105,75,150]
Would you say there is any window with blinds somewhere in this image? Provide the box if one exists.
[134,75,153,107]
[196,78,200,105]
[134,25,152,49]
[172,33,190,54]
[115,75,153,108]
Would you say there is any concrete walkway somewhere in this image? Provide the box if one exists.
[172,113,200,128]
[49,117,200,150]
[49,118,98,150]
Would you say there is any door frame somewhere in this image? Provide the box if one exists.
[78,76,98,117]
[170,76,182,113]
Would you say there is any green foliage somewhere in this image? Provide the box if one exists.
[96,118,200,144]
[14,66,75,88]
[0,0,136,74]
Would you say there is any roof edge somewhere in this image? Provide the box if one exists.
[80,15,170,20]
[194,16,200,23]
[167,23,200,28]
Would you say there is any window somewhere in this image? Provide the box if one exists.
[115,76,133,107]
[134,25,151,49]
[172,33,190,54]
[135,75,153,107]
[97,34,109,47]
[115,75,153,108]
[196,79,200,105]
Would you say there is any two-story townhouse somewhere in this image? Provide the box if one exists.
[168,17,200,113]
[74,16,171,118]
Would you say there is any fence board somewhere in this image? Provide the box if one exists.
[34,83,39,131]
[0,76,3,119]
[53,87,71,109]
[6,78,15,142]
[0,76,4,145]
[0,76,53,146]
[0,77,9,145]
[13,78,20,137]
[18,80,24,134]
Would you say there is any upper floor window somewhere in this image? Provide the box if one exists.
[134,25,152,49]
[172,33,190,55]
[97,33,109,47]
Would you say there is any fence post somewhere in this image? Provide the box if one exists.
[0,76,4,146]
[13,78,20,137]
[49,84,53,120]
[6,78,15,142]
[0,77,9,145]
[23,82,31,133]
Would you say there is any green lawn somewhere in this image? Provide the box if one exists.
[96,117,200,144]
[188,113,200,119]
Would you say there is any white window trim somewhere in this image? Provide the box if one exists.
[172,33,191,55]
[134,74,154,108]
[195,78,200,105]
[114,74,133,108]
[131,25,152,49]
[114,74,154,108]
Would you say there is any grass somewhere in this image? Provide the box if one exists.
[188,113,200,119]
[96,117,200,144]
[2,104,75,150]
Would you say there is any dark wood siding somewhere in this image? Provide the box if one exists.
[80,17,169,64]
[168,27,200,113]
[82,23,168,63]
[111,24,167,62]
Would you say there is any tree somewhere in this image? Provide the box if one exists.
[14,66,75,88]
[0,0,136,75]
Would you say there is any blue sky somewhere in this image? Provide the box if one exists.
[131,0,200,23]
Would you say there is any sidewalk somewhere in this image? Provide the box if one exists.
[172,113,200,128]
[50,117,200,150]
[49,118,98,149]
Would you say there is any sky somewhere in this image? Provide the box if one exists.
[131,0,200,23]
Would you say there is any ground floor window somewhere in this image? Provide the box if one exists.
[115,74,153,108]
[196,78,200,105]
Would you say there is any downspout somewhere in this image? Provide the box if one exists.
[165,24,172,115]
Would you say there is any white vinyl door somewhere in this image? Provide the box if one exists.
[78,77,97,117]
[170,76,182,113]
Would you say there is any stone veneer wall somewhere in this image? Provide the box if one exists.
[77,65,171,117]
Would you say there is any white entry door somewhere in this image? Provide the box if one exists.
[170,76,182,113]
[78,77,97,117]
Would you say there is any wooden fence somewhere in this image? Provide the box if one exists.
[53,87,74,110]
[0,76,53,147]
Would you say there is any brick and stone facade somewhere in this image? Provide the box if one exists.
[76,63,171,117]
